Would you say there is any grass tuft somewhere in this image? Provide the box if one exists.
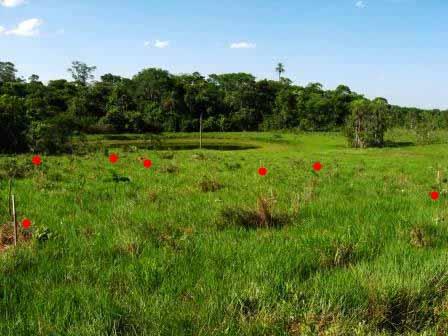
[410,227,428,248]
[158,151,175,160]
[159,163,179,174]
[199,177,223,192]
[224,162,242,171]
[219,197,289,229]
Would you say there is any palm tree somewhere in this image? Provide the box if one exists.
[276,63,285,81]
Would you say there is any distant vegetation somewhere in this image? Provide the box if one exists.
[1,60,447,153]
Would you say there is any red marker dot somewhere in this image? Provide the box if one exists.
[109,153,119,164]
[32,155,42,166]
[313,162,323,172]
[22,218,31,229]
[143,159,152,169]
[430,191,440,201]
[258,167,268,176]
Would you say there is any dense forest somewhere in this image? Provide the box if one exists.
[1,61,447,153]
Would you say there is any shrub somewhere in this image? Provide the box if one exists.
[415,112,439,145]
[0,94,29,153]
[35,227,55,243]
[28,114,75,154]
[346,98,389,148]
[0,159,33,180]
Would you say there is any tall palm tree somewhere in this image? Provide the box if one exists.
[276,63,285,81]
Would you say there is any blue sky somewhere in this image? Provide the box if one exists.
[1,0,447,109]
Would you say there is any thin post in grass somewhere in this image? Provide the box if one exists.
[199,111,203,149]
[8,178,12,218]
[12,194,17,246]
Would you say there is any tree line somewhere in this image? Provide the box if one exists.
[1,61,447,153]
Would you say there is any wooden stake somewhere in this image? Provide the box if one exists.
[199,111,203,149]
[12,194,17,246]
[8,178,12,218]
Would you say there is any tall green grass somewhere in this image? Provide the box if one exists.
[1,131,448,335]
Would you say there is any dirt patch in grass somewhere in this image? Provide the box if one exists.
[0,222,32,252]
[112,242,143,258]
[218,197,290,230]
[410,227,428,248]
[148,191,158,202]
[143,225,194,251]
[237,297,259,319]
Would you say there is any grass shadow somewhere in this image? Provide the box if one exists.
[383,141,415,148]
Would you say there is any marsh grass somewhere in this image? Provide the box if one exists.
[1,131,448,335]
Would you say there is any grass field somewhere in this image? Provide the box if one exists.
[1,131,448,335]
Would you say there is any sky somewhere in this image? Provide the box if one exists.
[1,0,447,109]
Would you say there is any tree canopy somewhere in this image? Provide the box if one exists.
[1,60,446,153]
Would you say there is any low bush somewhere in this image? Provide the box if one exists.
[0,159,33,180]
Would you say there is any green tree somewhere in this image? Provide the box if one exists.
[346,98,388,148]
[133,68,174,105]
[28,74,40,83]
[28,114,75,154]
[0,62,18,83]
[275,63,285,81]
[415,111,439,145]
[67,61,97,86]
[0,95,29,153]
[100,73,123,85]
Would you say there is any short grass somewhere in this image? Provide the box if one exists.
[1,131,448,335]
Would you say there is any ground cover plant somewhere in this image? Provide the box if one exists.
[1,131,448,335]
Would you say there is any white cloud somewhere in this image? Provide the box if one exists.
[355,1,366,8]
[0,0,27,7]
[230,41,256,49]
[0,26,5,34]
[145,40,170,48]
[5,18,43,37]
[154,40,169,48]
